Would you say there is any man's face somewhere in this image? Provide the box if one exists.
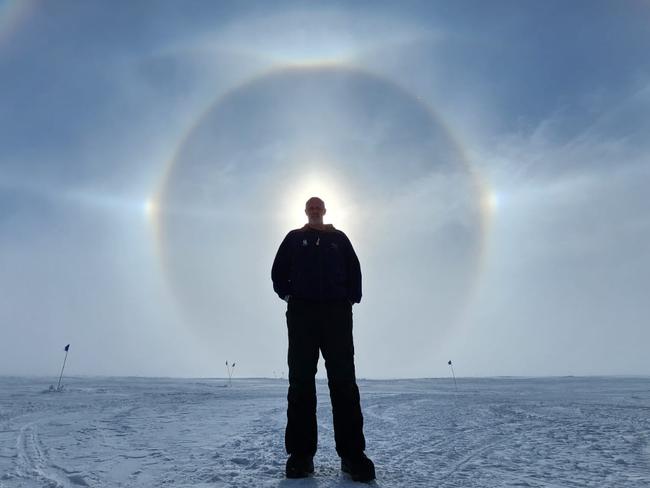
[305,198,326,223]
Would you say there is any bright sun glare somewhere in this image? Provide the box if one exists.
[485,191,500,214]
[282,171,352,229]
[143,198,157,219]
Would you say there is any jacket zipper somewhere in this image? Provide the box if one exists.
[317,233,323,300]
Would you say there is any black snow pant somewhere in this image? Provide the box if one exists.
[285,298,366,458]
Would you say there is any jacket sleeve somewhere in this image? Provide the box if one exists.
[344,234,362,303]
[271,233,292,300]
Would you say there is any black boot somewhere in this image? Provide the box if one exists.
[341,453,375,482]
[286,454,314,478]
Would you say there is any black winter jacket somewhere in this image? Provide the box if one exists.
[271,225,362,303]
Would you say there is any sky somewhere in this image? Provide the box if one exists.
[1,0,649,379]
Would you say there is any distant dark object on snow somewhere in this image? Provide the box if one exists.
[225,360,236,387]
[447,360,458,392]
[53,343,71,392]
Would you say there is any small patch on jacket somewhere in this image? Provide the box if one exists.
[302,239,308,247]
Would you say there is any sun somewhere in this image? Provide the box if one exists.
[281,170,352,229]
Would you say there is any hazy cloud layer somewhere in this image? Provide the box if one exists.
[1,1,649,377]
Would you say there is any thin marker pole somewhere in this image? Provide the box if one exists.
[57,344,70,391]
[448,360,458,392]
[225,361,236,387]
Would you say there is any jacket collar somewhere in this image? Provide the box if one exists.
[301,223,336,232]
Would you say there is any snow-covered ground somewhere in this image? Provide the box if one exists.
[1,376,648,487]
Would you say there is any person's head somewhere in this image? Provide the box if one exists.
[305,197,326,225]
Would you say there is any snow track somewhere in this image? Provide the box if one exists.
[0,376,648,487]
[16,421,87,487]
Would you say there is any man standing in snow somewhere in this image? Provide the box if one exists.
[271,197,375,482]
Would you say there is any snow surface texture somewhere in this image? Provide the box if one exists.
[1,376,649,487]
